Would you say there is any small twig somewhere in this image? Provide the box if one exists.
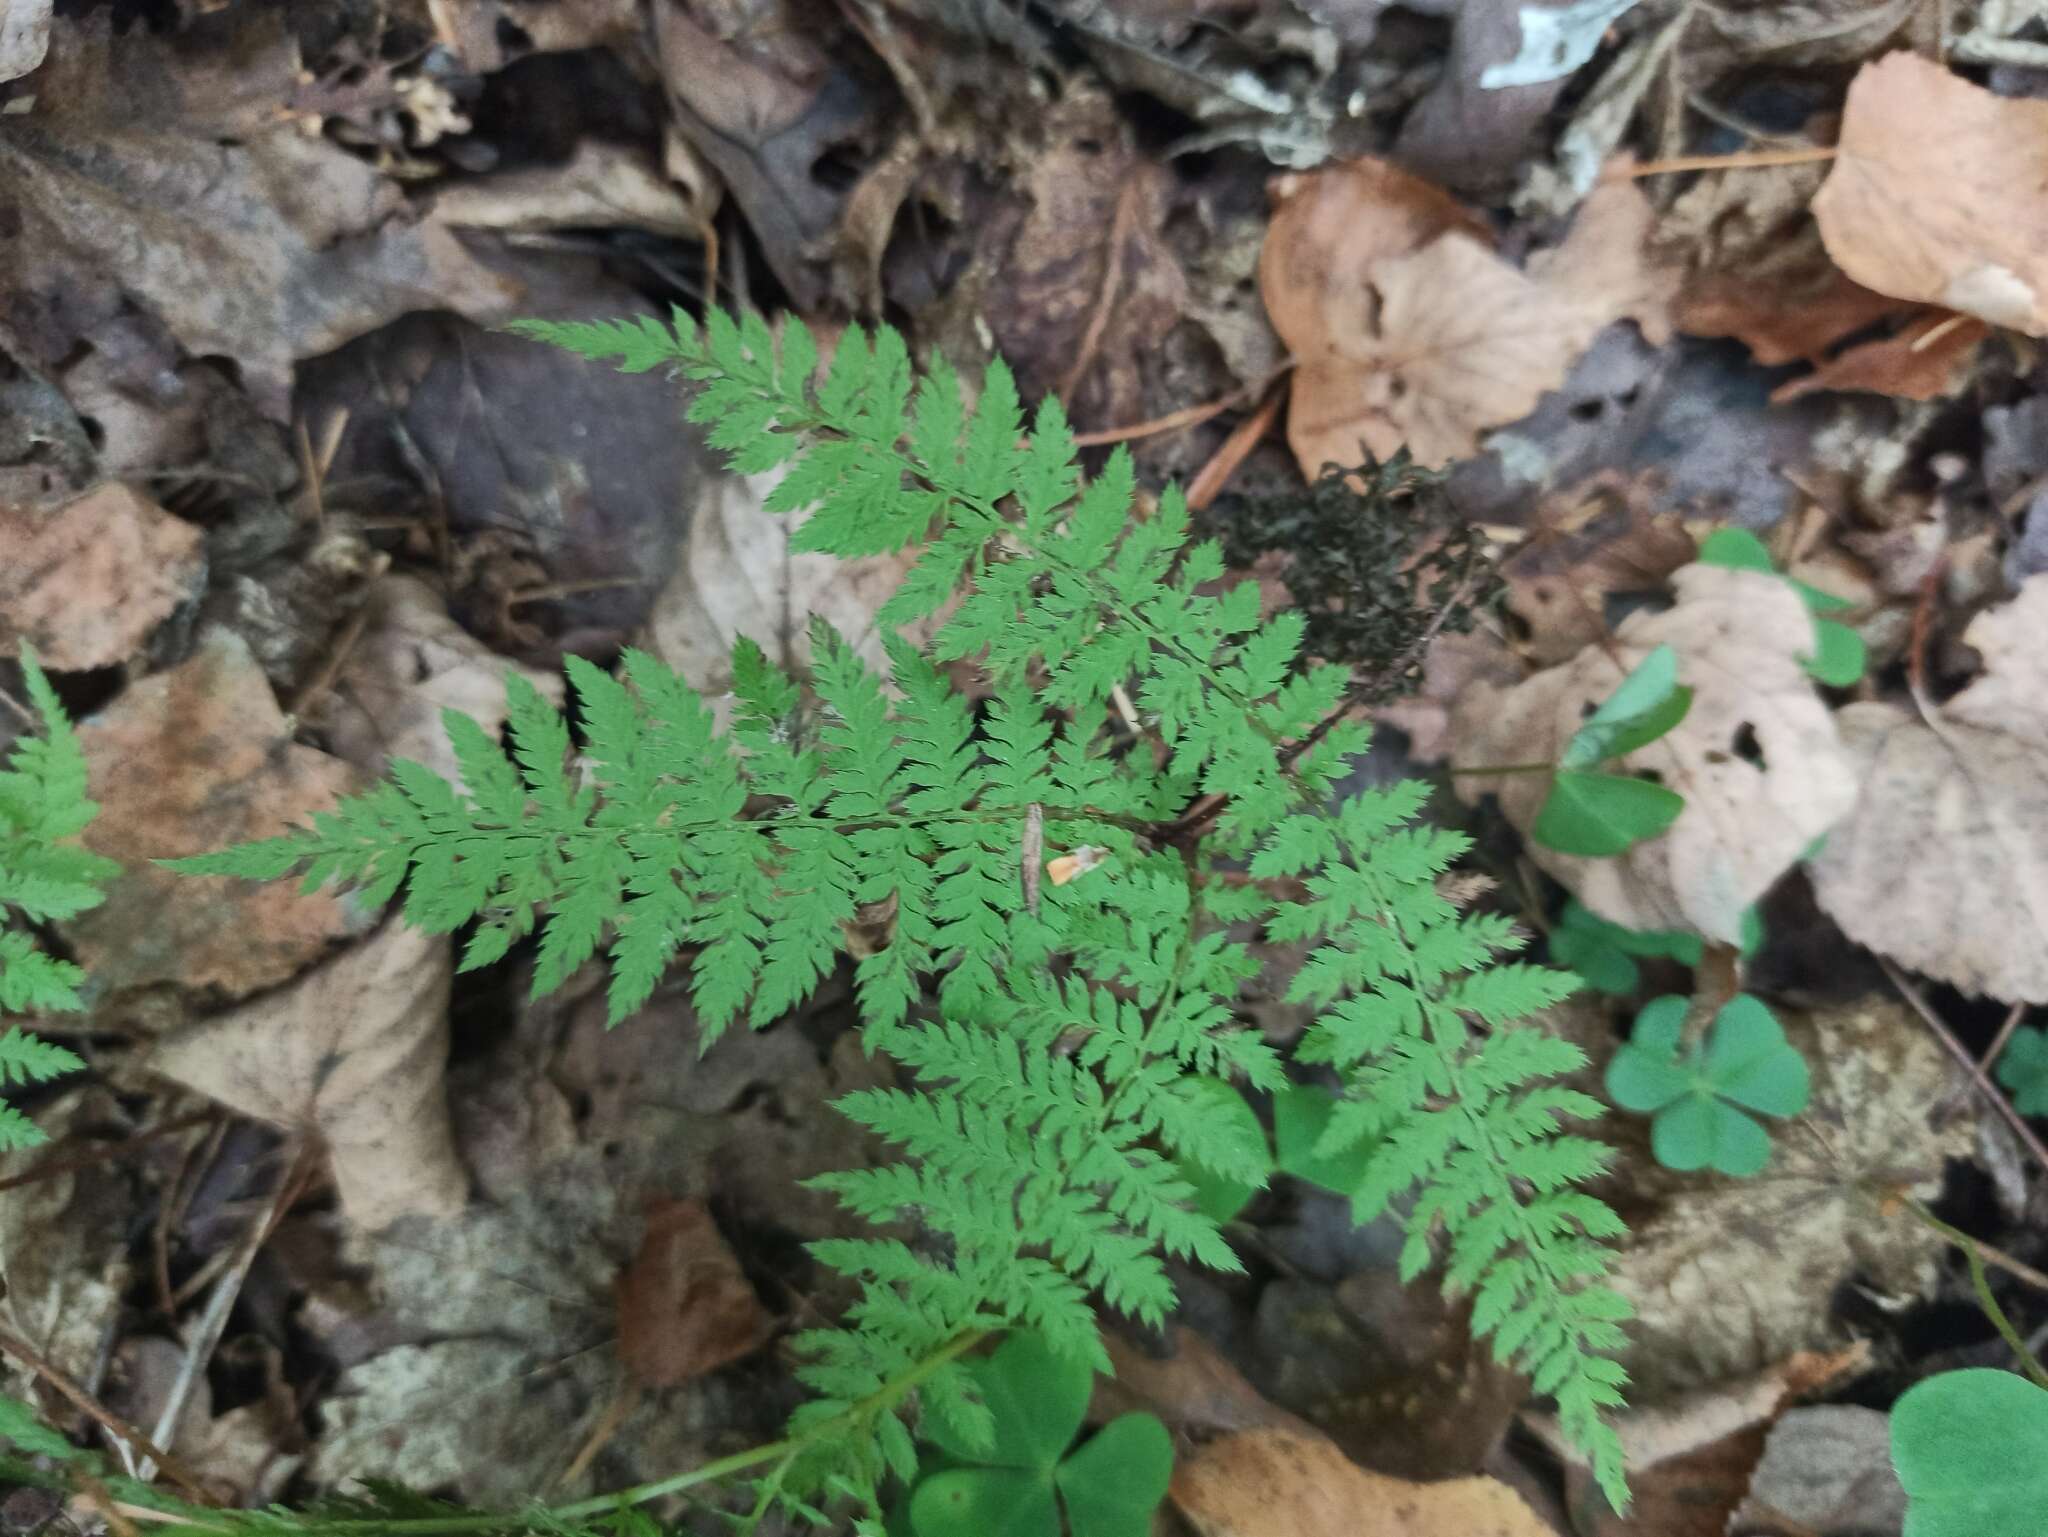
[0,1328,210,1503]
[140,1143,313,1483]
[1903,1197,2048,1387]
[1882,957,2048,1180]
[286,603,373,721]
[0,1111,214,1195]
[1071,362,1294,449]
[1059,179,1143,411]
[1982,1001,2031,1078]
[1617,145,1837,177]
[1185,381,1285,513]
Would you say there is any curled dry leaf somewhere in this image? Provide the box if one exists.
[312,574,565,782]
[1807,574,2048,1001]
[1814,52,2048,335]
[1171,1426,1554,1537]
[613,1197,774,1389]
[67,627,371,1000]
[0,483,204,670]
[150,921,467,1231]
[1263,158,1673,470]
[1451,564,1856,944]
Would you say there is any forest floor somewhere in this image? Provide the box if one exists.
[3,0,2048,1532]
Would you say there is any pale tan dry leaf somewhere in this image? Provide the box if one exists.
[67,627,371,1000]
[0,484,204,670]
[313,575,564,783]
[613,1198,773,1389]
[1807,574,2048,1001]
[1,0,49,82]
[1814,52,2048,335]
[433,141,715,240]
[1269,167,1674,471]
[1171,1427,1555,1537]
[1450,564,1857,944]
[150,921,467,1231]
[642,470,934,704]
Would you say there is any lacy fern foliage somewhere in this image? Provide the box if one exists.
[0,647,115,1150]
[176,310,1634,1513]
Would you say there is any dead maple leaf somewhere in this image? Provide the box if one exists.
[1814,52,2048,336]
[1171,1427,1553,1537]
[312,575,565,783]
[1451,564,1857,944]
[613,1198,774,1389]
[149,921,467,1230]
[0,484,204,670]
[66,627,371,1001]
[1265,159,1674,471]
[1807,574,2048,1001]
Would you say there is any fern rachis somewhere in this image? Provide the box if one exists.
[168,309,1636,1517]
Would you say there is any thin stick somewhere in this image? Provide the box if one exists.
[1619,145,1838,176]
[0,1328,210,1502]
[140,1143,312,1483]
[1185,382,1284,512]
[1905,1198,2048,1387]
[1071,362,1294,449]
[1982,1001,2030,1077]
[1058,178,1140,409]
[0,1111,213,1194]
[1882,957,2048,1179]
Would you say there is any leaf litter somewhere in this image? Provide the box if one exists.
[8,3,2048,1531]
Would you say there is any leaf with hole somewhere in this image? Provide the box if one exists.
[1890,1368,2048,1537]
[1606,993,1809,1176]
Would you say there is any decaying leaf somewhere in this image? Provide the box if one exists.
[1807,574,2048,1002]
[613,1198,774,1389]
[311,575,565,782]
[1,0,49,81]
[433,141,717,240]
[1600,997,1971,1397]
[1171,1426,1555,1536]
[0,483,205,670]
[1452,564,1857,943]
[150,921,467,1230]
[642,469,933,702]
[1264,158,1673,470]
[1813,52,2048,335]
[67,627,372,1000]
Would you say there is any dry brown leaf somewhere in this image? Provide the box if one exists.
[433,141,717,240]
[642,470,932,703]
[1769,312,1987,404]
[1814,52,2048,335]
[613,1198,774,1389]
[66,627,371,1001]
[0,484,204,670]
[1807,574,2048,1001]
[312,575,565,782]
[1451,564,1857,944]
[1171,1427,1555,1537]
[1266,163,1674,470]
[150,921,467,1230]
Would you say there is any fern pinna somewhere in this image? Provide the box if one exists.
[0,647,116,1152]
[174,311,1633,1515]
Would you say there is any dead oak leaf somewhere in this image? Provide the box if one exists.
[1807,574,2048,1002]
[1171,1427,1553,1537]
[149,920,468,1231]
[66,626,371,1000]
[1814,52,2048,335]
[1267,162,1674,471]
[1451,564,1857,944]
[0,483,204,670]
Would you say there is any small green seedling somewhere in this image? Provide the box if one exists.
[1549,899,1703,995]
[1549,899,1763,995]
[1697,528,1865,687]
[907,1333,1172,1537]
[1606,993,1809,1176]
[1890,1368,2048,1536]
[1996,1026,2048,1117]
[1532,644,1689,857]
